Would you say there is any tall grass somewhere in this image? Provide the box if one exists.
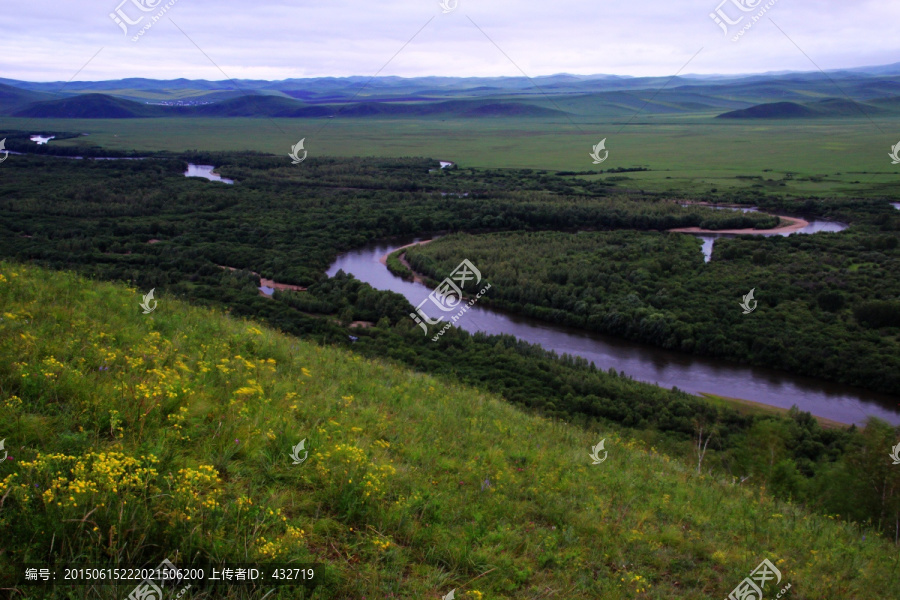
[1,262,898,599]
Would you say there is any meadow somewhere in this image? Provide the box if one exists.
[2,262,900,599]
[2,114,898,196]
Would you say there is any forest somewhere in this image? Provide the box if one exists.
[1,149,899,537]
[404,228,900,395]
[0,148,783,289]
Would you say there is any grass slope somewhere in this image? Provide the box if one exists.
[1,263,898,598]
[0,83,57,113]
[7,92,567,120]
[717,98,890,119]
[717,102,817,119]
[13,93,160,119]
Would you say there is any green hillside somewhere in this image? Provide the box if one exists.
[717,102,818,119]
[5,92,568,120]
[12,93,161,119]
[717,98,891,119]
[1,262,898,599]
[0,83,57,113]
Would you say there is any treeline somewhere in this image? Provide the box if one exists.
[405,229,900,396]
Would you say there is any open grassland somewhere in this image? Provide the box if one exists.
[1,262,899,599]
[2,115,898,196]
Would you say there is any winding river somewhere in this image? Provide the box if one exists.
[18,152,895,424]
[328,237,900,426]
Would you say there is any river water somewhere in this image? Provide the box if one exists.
[697,218,848,262]
[184,164,234,184]
[327,237,900,426]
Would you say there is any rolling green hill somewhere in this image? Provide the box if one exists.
[1,262,898,598]
[0,82,57,113]
[716,98,890,119]
[717,101,819,119]
[12,93,161,119]
[184,94,325,118]
[6,92,568,120]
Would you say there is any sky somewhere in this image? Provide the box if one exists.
[0,0,897,82]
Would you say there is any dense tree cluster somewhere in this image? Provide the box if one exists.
[0,152,778,290]
[406,228,900,395]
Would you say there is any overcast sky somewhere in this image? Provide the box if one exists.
[0,0,896,82]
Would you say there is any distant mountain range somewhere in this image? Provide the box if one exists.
[2,62,899,120]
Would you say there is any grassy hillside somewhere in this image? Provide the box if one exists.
[1,262,898,599]
[12,93,161,119]
[6,92,568,120]
[717,98,890,119]
[717,102,817,119]
[0,83,57,113]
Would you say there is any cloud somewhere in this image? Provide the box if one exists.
[0,0,897,81]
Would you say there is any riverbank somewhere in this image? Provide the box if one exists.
[378,239,432,267]
[700,393,850,430]
[669,214,809,235]
[381,240,433,284]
